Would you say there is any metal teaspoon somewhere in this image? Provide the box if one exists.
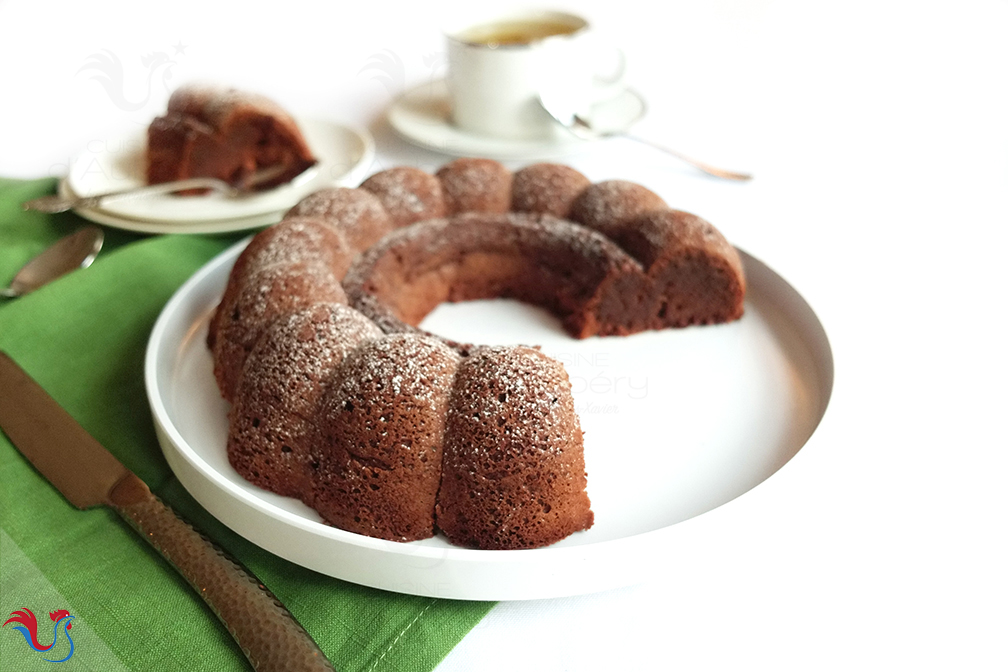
[539,90,753,181]
[1,226,104,299]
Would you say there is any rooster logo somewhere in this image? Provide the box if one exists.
[3,608,76,663]
[358,49,406,98]
[77,48,178,111]
[357,48,447,99]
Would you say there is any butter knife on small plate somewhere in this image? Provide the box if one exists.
[0,351,334,672]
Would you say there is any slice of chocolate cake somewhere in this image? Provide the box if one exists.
[147,84,316,190]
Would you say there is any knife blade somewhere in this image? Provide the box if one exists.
[0,351,334,672]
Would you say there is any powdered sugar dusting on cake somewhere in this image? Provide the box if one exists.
[288,187,391,249]
[511,163,592,217]
[290,188,380,220]
[445,345,578,462]
[330,333,459,409]
[212,260,349,401]
[526,213,640,268]
[436,158,512,214]
[241,303,382,403]
[379,182,426,214]
[173,85,297,130]
[241,217,354,276]
[360,167,446,227]
[569,179,668,238]
[617,209,743,274]
[311,330,458,541]
[226,303,383,500]
[435,341,591,549]
[242,261,345,321]
[438,161,499,197]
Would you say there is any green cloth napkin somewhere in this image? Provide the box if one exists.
[0,178,493,671]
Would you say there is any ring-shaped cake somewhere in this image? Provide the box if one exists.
[208,158,745,550]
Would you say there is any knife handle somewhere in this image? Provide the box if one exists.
[107,473,334,672]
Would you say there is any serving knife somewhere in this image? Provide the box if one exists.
[0,351,334,672]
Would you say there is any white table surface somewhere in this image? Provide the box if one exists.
[1,0,1005,669]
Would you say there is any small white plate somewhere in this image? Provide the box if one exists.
[145,240,833,600]
[57,179,289,235]
[65,118,374,232]
[387,79,646,160]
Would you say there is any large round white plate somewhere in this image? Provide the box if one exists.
[387,79,645,160]
[145,240,833,600]
[65,118,374,233]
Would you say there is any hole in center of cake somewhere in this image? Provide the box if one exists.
[418,298,567,346]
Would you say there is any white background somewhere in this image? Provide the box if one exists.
[1,0,1006,669]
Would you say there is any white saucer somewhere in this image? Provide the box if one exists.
[64,118,374,234]
[387,79,646,160]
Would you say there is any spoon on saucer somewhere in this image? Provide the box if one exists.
[1,226,104,299]
[539,90,752,181]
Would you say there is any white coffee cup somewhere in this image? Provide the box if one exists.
[444,9,624,140]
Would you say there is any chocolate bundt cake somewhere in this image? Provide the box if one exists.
[147,85,316,190]
[209,159,745,549]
